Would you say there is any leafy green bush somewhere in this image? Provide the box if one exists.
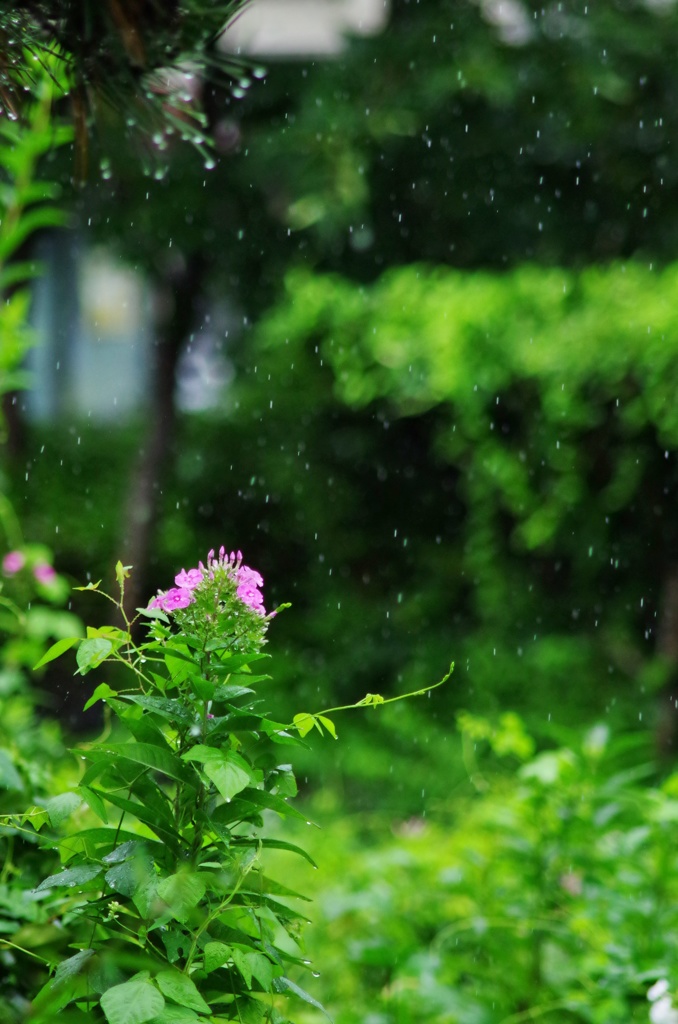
[276,717,678,1024]
[224,262,678,726]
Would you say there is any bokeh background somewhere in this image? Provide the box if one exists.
[6,2,678,1021]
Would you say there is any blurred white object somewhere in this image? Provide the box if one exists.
[220,0,389,56]
[648,980,678,1024]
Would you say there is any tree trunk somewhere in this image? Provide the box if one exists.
[655,564,678,756]
[119,252,206,619]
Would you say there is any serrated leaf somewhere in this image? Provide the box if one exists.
[35,863,103,892]
[156,970,210,1013]
[101,979,165,1024]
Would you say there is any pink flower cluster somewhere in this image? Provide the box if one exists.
[2,550,56,583]
[148,547,266,616]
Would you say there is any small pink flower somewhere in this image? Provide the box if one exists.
[148,587,196,612]
[237,580,265,615]
[3,551,25,575]
[237,565,264,589]
[161,587,195,611]
[34,564,56,584]
[175,568,203,590]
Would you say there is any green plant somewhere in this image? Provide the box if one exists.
[0,55,71,416]
[1,550,446,1022]
[276,716,678,1024]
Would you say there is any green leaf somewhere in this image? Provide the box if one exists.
[273,977,332,1019]
[28,974,86,1019]
[293,713,315,738]
[105,847,155,897]
[106,702,174,748]
[247,953,276,991]
[234,788,312,823]
[148,1009,199,1023]
[182,746,252,801]
[101,743,196,786]
[54,949,96,984]
[20,805,50,831]
[33,635,80,670]
[0,750,23,791]
[190,676,216,701]
[0,258,44,289]
[65,827,153,852]
[121,695,193,724]
[45,792,81,827]
[76,637,113,675]
[317,715,338,739]
[160,928,191,964]
[212,683,255,701]
[231,947,253,988]
[78,784,108,823]
[230,949,276,991]
[231,837,317,868]
[215,652,271,669]
[88,787,180,851]
[35,863,103,892]
[203,941,232,974]
[136,605,171,623]
[101,980,165,1024]
[356,692,385,707]
[84,683,118,711]
[156,970,211,1013]
[157,873,206,922]
[116,561,132,586]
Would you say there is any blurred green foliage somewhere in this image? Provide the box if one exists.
[274,717,678,1024]
[0,57,71,414]
[6,5,678,1020]
[18,255,678,811]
